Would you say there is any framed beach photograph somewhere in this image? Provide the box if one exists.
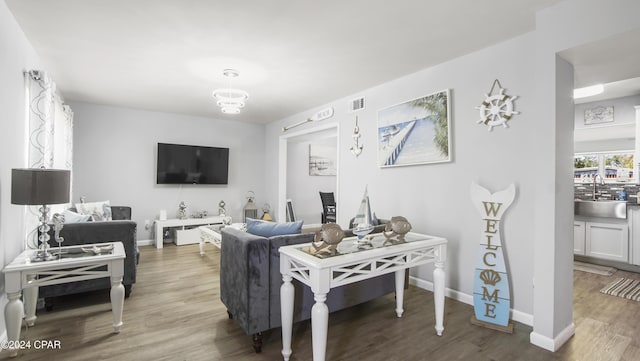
[377,89,451,167]
[309,142,337,176]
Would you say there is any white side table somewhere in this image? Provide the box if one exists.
[2,242,126,357]
[279,232,447,361]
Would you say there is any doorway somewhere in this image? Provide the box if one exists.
[277,123,339,224]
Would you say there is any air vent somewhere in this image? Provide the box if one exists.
[348,96,365,113]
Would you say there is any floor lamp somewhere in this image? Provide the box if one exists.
[11,168,70,261]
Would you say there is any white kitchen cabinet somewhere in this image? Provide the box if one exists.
[574,221,586,255]
[627,207,640,265]
[585,221,628,262]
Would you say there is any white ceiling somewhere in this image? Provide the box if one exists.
[560,28,640,105]
[7,0,567,124]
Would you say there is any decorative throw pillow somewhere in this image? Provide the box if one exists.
[63,209,92,223]
[246,218,303,237]
[76,201,112,221]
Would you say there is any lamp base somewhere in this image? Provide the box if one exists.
[32,250,58,262]
[32,207,66,262]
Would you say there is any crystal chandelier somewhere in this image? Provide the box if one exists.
[212,69,249,114]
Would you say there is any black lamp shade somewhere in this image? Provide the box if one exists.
[11,168,71,205]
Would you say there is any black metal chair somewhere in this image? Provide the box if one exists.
[319,192,336,223]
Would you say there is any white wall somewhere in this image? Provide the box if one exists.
[0,0,42,341]
[267,31,539,319]
[532,0,640,349]
[70,102,266,241]
[286,138,336,224]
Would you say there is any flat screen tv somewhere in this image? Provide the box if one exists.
[156,143,229,185]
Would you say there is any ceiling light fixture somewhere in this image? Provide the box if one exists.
[212,69,249,114]
[573,84,604,99]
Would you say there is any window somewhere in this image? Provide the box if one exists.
[574,151,634,183]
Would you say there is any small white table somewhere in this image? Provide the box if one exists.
[198,224,224,255]
[198,223,245,255]
[279,232,447,361]
[2,242,126,357]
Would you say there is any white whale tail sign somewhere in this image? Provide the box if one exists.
[470,182,516,332]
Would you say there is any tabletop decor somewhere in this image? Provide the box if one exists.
[378,89,451,167]
[262,203,273,221]
[383,216,412,242]
[243,191,258,222]
[218,200,227,216]
[352,186,375,242]
[470,181,516,333]
[177,201,187,220]
[310,223,345,256]
[475,79,520,131]
[11,168,71,261]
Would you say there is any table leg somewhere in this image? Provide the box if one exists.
[4,292,24,357]
[23,276,38,327]
[110,276,125,333]
[395,269,405,317]
[199,239,205,256]
[311,293,328,361]
[155,223,163,249]
[280,274,294,361]
[433,261,445,336]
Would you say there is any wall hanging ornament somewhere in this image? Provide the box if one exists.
[349,116,363,157]
[475,79,520,131]
[470,182,516,333]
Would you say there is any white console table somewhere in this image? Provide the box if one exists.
[154,216,225,248]
[279,232,447,361]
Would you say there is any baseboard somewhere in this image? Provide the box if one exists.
[409,276,534,326]
[137,239,153,246]
[530,323,575,352]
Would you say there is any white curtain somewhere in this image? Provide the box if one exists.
[23,70,74,248]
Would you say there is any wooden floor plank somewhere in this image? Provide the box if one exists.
[1,244,638,360]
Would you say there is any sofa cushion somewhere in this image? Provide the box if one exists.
[63,209,91,223]
[76,200,112,221]
[246,218,303,237]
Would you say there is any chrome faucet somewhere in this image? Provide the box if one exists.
[592,174,604,201]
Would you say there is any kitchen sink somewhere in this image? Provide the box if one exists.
[574,199,627,219]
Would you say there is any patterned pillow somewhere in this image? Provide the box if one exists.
[76,201,112,221]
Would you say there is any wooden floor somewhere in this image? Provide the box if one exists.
[2,244,639,360]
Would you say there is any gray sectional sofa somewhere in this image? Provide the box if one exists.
[41,206,138,307]
[219,225,396,352]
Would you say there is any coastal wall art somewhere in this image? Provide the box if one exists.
[377,89,451,167]
[309,142,337,176]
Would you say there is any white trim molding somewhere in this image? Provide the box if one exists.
[409,276,534,326]
[530,323,575,352]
